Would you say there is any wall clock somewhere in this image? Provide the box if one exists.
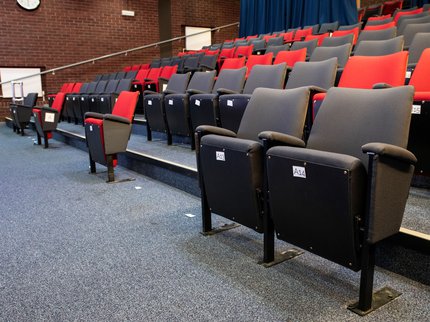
[17,0,41,11]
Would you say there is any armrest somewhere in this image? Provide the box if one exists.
[372,83,393,89]
[163,89,178,95]
[158,77,169,82]
[362,142,417,165]
[217,88,239,95]
[307,86,327,93]
[187,89,206,95]
[144,78,155,82]
[259,131,305,148]
[195,125,236,138]
[39,106,59,113]
[104,114,131,124]
[85,112,104,119]
[144,90,158,95]
[10,103,33,109]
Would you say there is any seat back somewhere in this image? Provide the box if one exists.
[303,24,320,34]
[219,47,235,60]
[146,67,162,81]
[265,44,290,56]
[115,78,133,94]
[321,33,354,47]
[64,83,75,93]
[115,71,126,79]
[285,58,338,90]
[356,27,397,47]
[338,51,408,88]
[165,73,191,93]
[133,69,150,83]
[51,92,67,113]
[402,22,430,47]
[104,80,120,94]
[187,70,216,93]
[183,56,200,70]
[310,44,351,68]
[219,57,246,71]
[332,27,360,45]
[353,36,404,56]
[266,36,284,47]
[242,63,287,95]
[364,21,396,31]
[245,53,274,77]
[79,83,90,94]
[236,87,310,141]
[273,48,307,67]
[363,4,382,21]
[211,67,246,94]
[365,17,393,26]
[125,70,138,79]
[394,7,424,23]
[337,22,363,30]
[409,48,430,92]
[150,59,161,68]
[249,39,266,51]
[408,32,430,64]
[397,14,430,35]
[72,83,82,92]
[234,45,254,58]
[159,65,178,79]
[94,80,108,93]
[160,57,172,67]
[290,38,318,57]
[199,55,218,70]
[319,21,339,33]
[23,93,38,107]
[293,28,313,41]
[381,0,403,16]
[112,91,139,121]
[305,33,330,46]
[108,72,118,80]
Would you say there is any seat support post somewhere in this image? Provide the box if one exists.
[89,154,96,174]
[146,125,152,141]
[106,155,115,183]
[43,133,49,149]
[262,139,275,263]
[36,133,41,145]
[358,241,375,312]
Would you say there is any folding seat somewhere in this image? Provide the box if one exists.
[144,73,191,144]
[337,22,363,30]
[362,4,382,22]
[160,57,172,67]
[401,22,430,48]
[71,81,98,124]
[318,21,339,34]
[244,53,273,78]
[196,54,218,72]
[88,80,119,114]
[278,31,294,43]
[363,21,396,30]
[210,43,222,50]
[94,74,103,81]
[189,67,247,131]
[266,85,416,315]
[234,40,249,47]
[132,68,162,113]
[180,56,200,73]
[62,82,82,120]
[195,86,311,263]
[265,44,290,57]
[355,27,397,48]
[310,44,351,68]
[150,59,161,68]
[407,48,430,175]
[394,7,423,23]
[331,27,360,45]
[9,92,38,135]
[233,45,254,59]
[140,63,150,70]
[100,74,110,81]
[365,17,393,26]
[262,34,277,43]
[115,71,126,79]
[290,38,318,58]
[131,64,142,71]
[107,72,118,80]
[218,63,287,133]
[273,48,307,67]
[321,33,354,47]
[292,28,313,42]
[170,56,184,71]
[146,65,178,93]
[123,66,132,72]
[396,13,430,35]
[249,39,266,55]
[164,71,216,149]
[304,33,330,46]
[287,27,301,33]
[219,57,246,72]
[33,92,66,148]
[47,83,74,106]
[303,24,320,34]
[353,36,404,56]
[84,91,139,182]
[406,32,430,80]
[381,0,403,16]
[217,47,236,68]
[125,70,138,80]
[246,35,259,41]
[97,78,133,114]
[221,42,235,49]
[266,36,284,47]
[64,82,89,123]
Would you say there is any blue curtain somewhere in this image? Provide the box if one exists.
[239,0,358,37]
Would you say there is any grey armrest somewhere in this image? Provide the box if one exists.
[362,142,417,164]
[104,114,131,125]
[217,88,239,95]
[307,86,327,93]
[163,89,178,95]
[373,83,393,89]
[39,106,59,113]
[11,103,33,109]
[195,125,237,138]
[85,112,104,119]
[187,89,206,95]
[144,90,158,95]
[259,131,306,148]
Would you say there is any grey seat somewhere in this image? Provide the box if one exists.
[353,36,404,56]
[318,21,339,34]
[397,13,430,35]
[310,44,351,68]
[402,22,430,48]
[408,32,430,66]
[365,17,393,26]
[150,59,161,68]
[164,71,216,149]
[266,86,416,315]
[9,92,38,135]
[64,83,90,124]
[249,39,266,55]
[144,73,191,144]
[189,67,247,131]
[78,80,108,124]
[355,27,397,48]
[218,63,287,133]
[197,54,218,72]
[266,36,284,47]
[304,24,319,34]
[321,33,354,47]
[195,87,311,263]
[290,38,318,58]
[97,78,133,114]
[338,22,363,30]
[265,44,290,56]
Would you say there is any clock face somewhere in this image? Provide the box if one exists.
[17,0,41,11]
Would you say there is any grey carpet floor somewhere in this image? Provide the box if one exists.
[0,123,429,321]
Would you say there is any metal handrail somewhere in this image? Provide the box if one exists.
[0,22,239,86]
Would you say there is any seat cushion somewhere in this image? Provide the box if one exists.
[84,118,117,167]
[414,92,430,101]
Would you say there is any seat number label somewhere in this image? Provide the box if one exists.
[168,99,173,105]
[227,100,233,107]
[292,166,306,178]
[148,100,152,105]
[405,71,411,79]
[89,125,93,131]
[216,151,225,161]
[45,113,55,123]
[412,105,421,114]
[195,100,200,106]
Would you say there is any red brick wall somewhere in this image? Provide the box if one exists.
[0,0,240,120]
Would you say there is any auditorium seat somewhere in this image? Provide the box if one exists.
[394,7,423,23]
[381,0,403,16]
[365,17,393,26]
[362,4,383,22]
[64,82,89,123]
[84,91,139,182]
[396,13,430,36]
[321,33,354,47]
[353,36,404,56]
[218,63,287,133]
[355,27,397,48]
[97,78,133,114]
[290,38,318,58]
[219,57,246,72]
[146,65,178,93]
[78,80,108,124]
[363,21,396,30]
[164,71,216,149]
[88,79,120,114]
[249,39,266,55]
[331,27,360,45]
[244,53,273,77]
[266,36,284,47]
[265,44,290,57]
[9,92,38,135]
[61,82,82,121]
[33,92,66,148]
[233,45,254,59]
[406,32,430,80]
[318,21,339,34]
[144,73,191,144]
[292,28,313,42]
[401,22,430,48]
[305,33,330,46]
[266,85,415,315]
[273,48,307,67]
[195,87,311,263]
[71,81,98,124]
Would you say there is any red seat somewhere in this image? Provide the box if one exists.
[292,28,313,42]
[244,53,273,77]
[332,27,360,45]
[364,21,396,30]
[273,48,307,67]
[233,45,254,59]
[305,33,330,46]
[393,7,423,23]
[219,57,246,72]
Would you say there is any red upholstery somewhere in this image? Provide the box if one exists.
[393,8,423,23]
[305,33,330,46]
[140,64,150,70]
[332,28,360,45]
[273,48,307,67]
[409,48,430,99]
[364,21,396,30]
[71,82,82,92]
[112,91,139,121]
[246,35,258,40]
[206,49,220,56]
[146,65,178,92]
[381,0,403,16]
[219,57,246,72]
[367,14,392,21]
[51,92,67,113]
[132,69,150,85]
[64,83,75,93]
[263,35,277,42]
[218,48,236,68]
[234,37,245,41]
[233,45,254,58]
[293,28,313,42]
[123,66,132,72]
[245,53,273,77]
[279,31,294,43]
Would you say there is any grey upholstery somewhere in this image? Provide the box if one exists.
[10,92,38,134]
[150,59,161,68]
[321,34,354,47]
[397,14,430,35]
[356,27,397,48]
[144,73,191,143]
[286,58,338,90]
[290,38,318,58]
[160,57,172,67]
[64,83,89,122]
[98,78,133,114]
[396,10,430,30]
[234,40,249,47]
[218,63,288,132]
[210,43,222,50]
[250,39,266,54]
[309,44,351,68]
[318,21,339,34]
[198,54,218,71]
[402,22,430,48]
[265,44,290,56]
[222,42,234,49]
[353,36,404,56]
[89,79,119,114]
[408,32,430,65]
[196,87,310,239]
[365,17,393,26]
[266,85,416,310]
[338,22,363,30]
[182,56,200,73]
[164,71,216,149]
[304,24,320,34]
[266,36,284,47]
[190,67,247,131]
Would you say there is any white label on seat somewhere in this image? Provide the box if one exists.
[148,100,153,105]
[73,97,75,101]
[81,97,84,101]
[216,151,225,161]
[292,166,306,178]
[227,100,233,107]
[169,99,173,105]
[91,98,94,102]
[45,112,55,123]
[162,84,168,91]
[101,98,104,102]
[89,125,93,131]
[195,99,200,106]
[406,71,412,79]
[412,104,421,114]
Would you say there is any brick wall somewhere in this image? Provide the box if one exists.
[0,0,240,120]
